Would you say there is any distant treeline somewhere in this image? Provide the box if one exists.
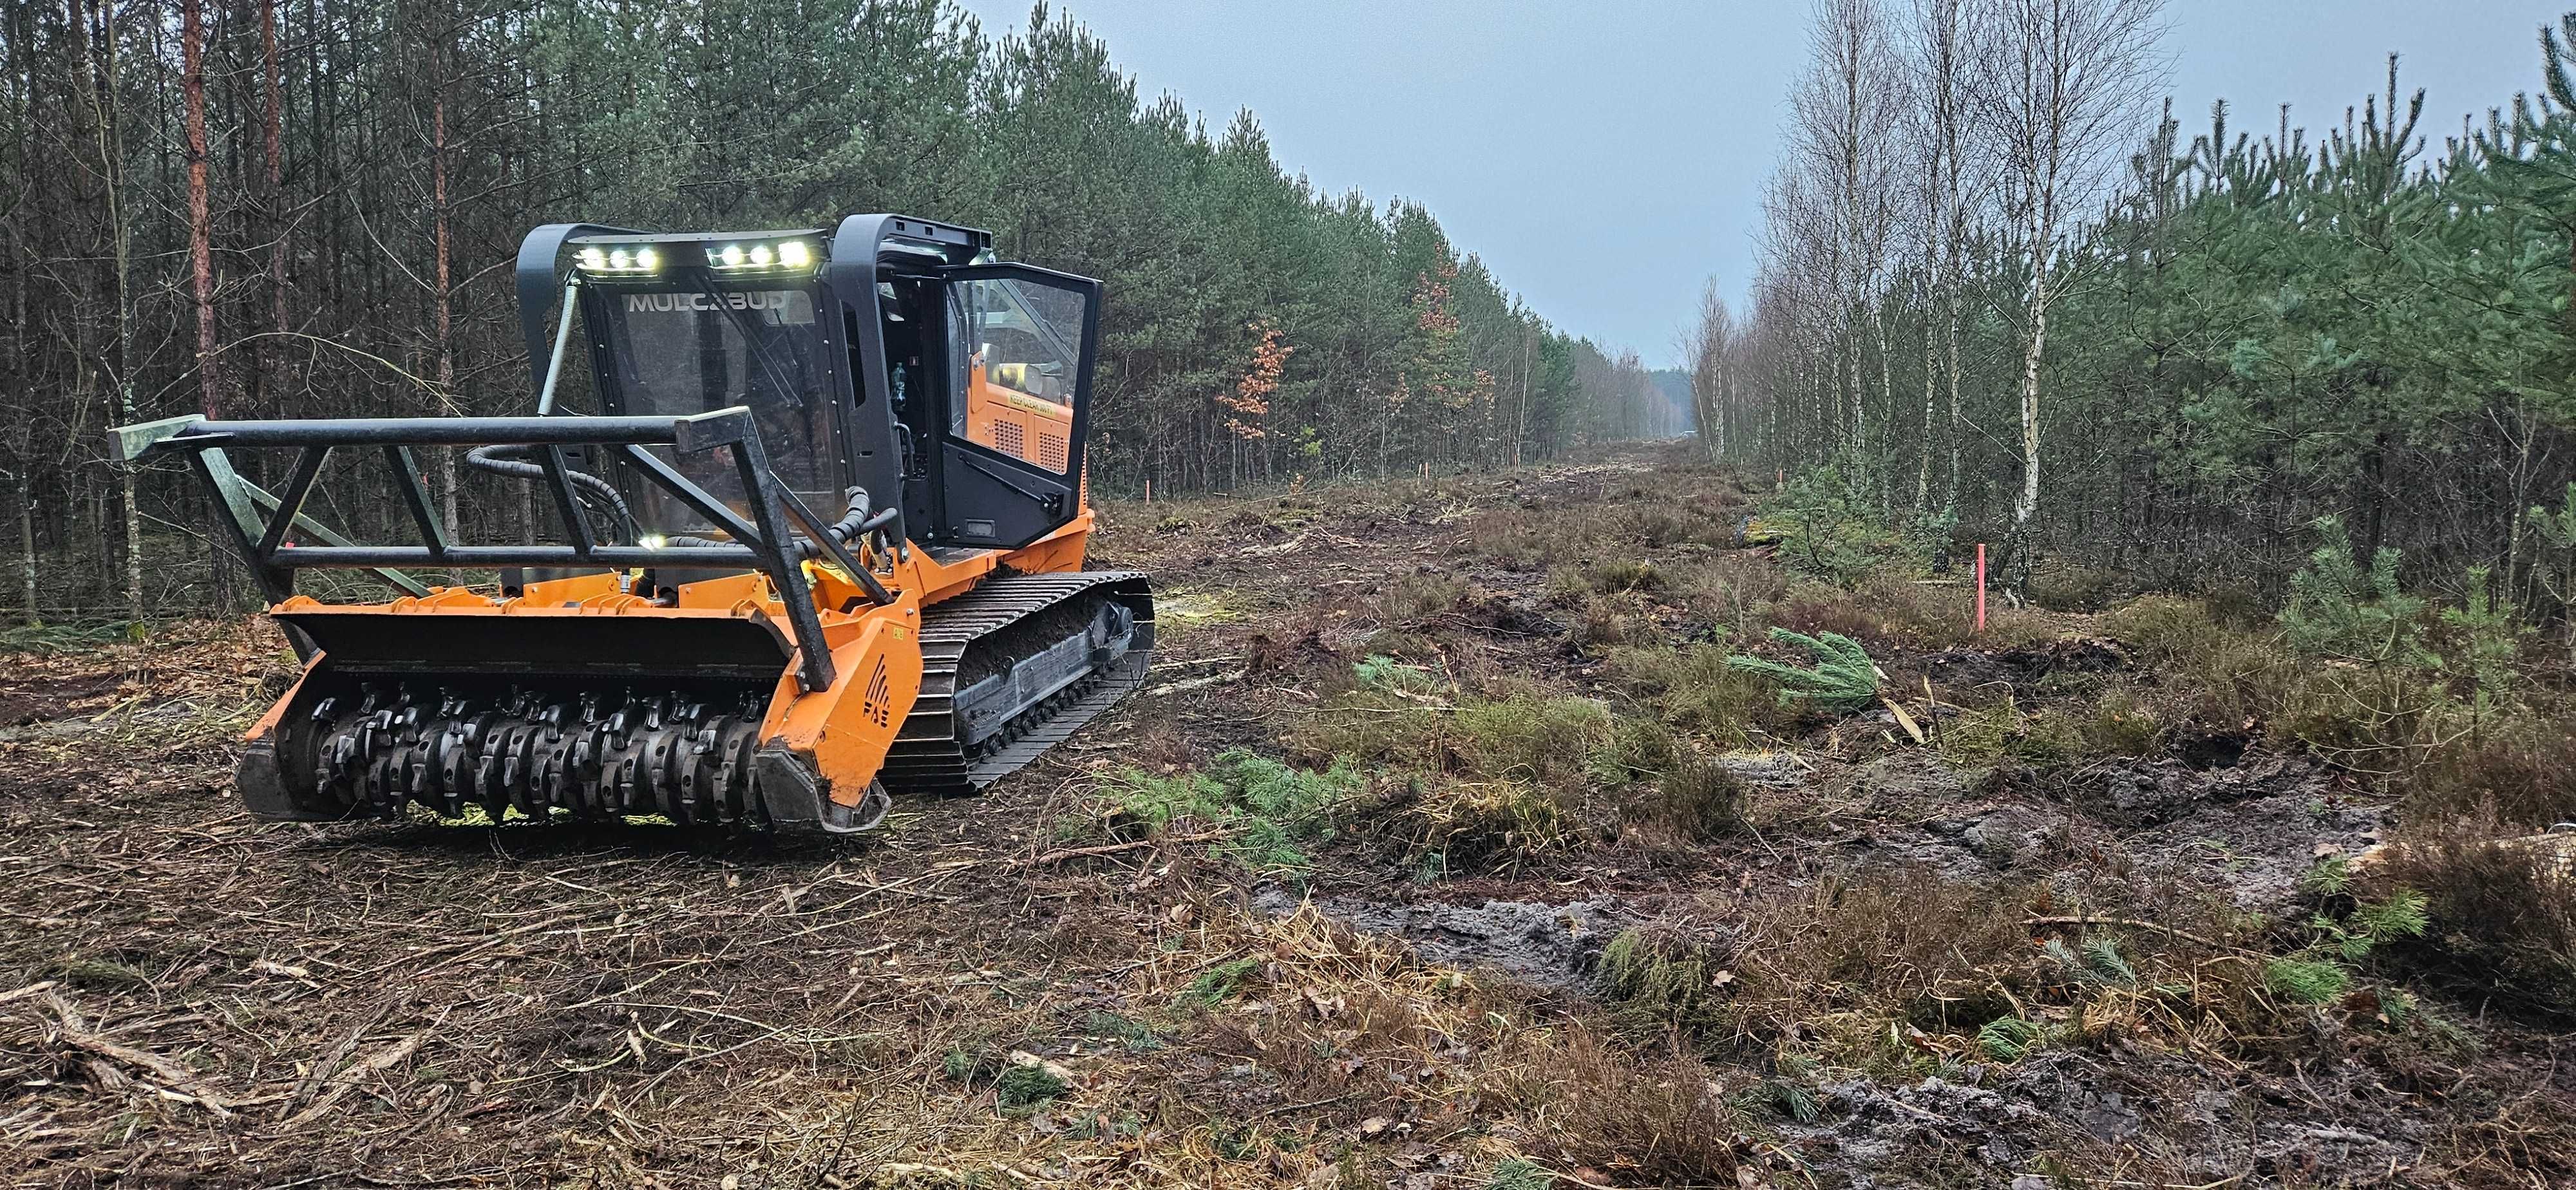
[0,0,1677,619]
[1700,0,2576,611]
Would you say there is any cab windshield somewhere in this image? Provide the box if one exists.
[594,283,840,532]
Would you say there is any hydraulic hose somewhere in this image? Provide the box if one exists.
[460,460,889,601]
[664,489,877,556]
[815,487,873,549]
[463,444,638,542]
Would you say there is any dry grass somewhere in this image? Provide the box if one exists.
[1597,923,1738,1042]
[1567,590,1659,651]
[1494,1027,1741,1187]
[2371,806,2576,1019]
[1598,645,1779,746]
[2101,594,2576,793]
[1177,905,1534,1150]
[1466,470,1747,575]
[1391,776,1583,873]
[1302,692,1611,793]
[2401,716,2576,827]
[1621,755,1746,844]
[1768,571,2058,652]
[1725,871,2035,1055]
[1934,686,2163,764]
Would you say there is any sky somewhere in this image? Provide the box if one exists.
[951,1,2563,368]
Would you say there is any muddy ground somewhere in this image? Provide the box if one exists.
[2,443,2570,1189]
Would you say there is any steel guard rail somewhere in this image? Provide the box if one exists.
[110,406,871,692]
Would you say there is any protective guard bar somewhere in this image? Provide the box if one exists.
[111,406,874,693]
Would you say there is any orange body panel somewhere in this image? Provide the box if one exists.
[962,360,1076,474]
[757,612,922,798]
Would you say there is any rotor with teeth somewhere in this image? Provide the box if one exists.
[303,684,767,824]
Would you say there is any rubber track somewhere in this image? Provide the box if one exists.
[878,571,1152,795]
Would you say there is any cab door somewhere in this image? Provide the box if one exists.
[934,263,1099,549]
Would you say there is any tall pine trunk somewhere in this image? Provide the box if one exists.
[10,1,32,623]
[431,49,457,538]
[262,0,287,394]
[183,0,218,419]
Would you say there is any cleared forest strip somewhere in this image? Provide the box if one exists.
[1,442,2569,1188]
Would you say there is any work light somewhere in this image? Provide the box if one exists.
[709,239,820,274]
[574,245,660,275]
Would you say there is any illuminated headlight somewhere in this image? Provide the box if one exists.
[576,244,659,274]
[710,240,819,273]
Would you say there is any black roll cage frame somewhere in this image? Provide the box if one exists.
[112,408,874,694]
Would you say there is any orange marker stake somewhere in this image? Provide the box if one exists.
[1974,543,1987,634]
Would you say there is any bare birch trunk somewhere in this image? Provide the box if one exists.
[2015,270,2046,529]
[1944,283,1962,511]
[1871,299,1893,477]
[1915,279,1935,509]
[84,0,145,625]
[17,493,35,626]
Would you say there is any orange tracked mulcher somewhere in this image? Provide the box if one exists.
[114,215,1152,833]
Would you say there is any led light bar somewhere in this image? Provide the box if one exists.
[574,245,660,275]
[710,238,819,273]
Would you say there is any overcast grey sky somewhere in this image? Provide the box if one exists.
[951,1,2562,367]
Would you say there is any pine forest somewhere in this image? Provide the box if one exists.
[0,0,1681,619]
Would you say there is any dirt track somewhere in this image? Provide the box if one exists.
[3,444,2571,1189]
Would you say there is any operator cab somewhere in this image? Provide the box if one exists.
[516,215,1100,556]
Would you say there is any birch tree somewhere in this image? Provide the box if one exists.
[1683,279,1734,463]
[1788,0,1908,451]
[1969,0,2166,534]
[1908,0,1978,510]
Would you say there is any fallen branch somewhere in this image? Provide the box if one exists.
[47,994,236,1117]
[0,980,61,1005]
[1144,670,1244,697]
[1010,831,1226,870]
[2025,915,2234,952]
[282,998,399,1119]
[1880,694,1926,744]
[1148,654,1242,672]
[278,1030,427,1129]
